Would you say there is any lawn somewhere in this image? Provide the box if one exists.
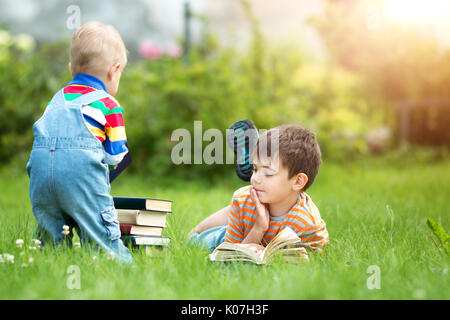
[0,158,449,300]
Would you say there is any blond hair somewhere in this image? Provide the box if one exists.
[70,21,127,75]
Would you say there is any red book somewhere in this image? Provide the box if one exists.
[119,223,163,237]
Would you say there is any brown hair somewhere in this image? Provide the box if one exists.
[254,124,322,190]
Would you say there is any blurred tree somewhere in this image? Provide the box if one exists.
[309,0,450,146]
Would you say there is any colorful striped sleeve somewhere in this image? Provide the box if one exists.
[63,85,128,167]
[89,96,128,166]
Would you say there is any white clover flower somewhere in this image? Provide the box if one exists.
[4,254,14,264]
[14,33,35,52]
[92,255,97,260]
[62,225,70,236]
[28,257,34,265]
[16,239,24,248]
[32,239,41,249]
[107,252,115,261]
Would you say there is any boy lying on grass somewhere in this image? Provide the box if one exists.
[191,123,329,255]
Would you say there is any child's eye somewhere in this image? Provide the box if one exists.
[253,166,273,177]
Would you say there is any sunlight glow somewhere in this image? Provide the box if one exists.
[383,0,447,25]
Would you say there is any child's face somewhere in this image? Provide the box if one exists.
[250,155,301,205]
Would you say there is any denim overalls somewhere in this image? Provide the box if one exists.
[26,89,132,263]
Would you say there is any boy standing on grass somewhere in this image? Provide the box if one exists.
[26,22,132,263]
[191,124,329,255]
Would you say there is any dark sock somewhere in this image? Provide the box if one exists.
[226,120,259,182]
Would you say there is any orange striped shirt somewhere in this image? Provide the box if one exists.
[225,186,329,253]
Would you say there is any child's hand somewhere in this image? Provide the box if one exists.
[250,187,270,233]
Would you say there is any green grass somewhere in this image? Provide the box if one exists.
[0,159,449,299]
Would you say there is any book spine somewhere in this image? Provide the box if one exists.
[113,197,172,212]
[116,209,138,224]
[121,235,171,246]
[114,197,147,210]
[121,235,137,246]
[119,223,163,237]
[119,223,133,235]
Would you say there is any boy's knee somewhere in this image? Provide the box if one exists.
[189,226,227,252]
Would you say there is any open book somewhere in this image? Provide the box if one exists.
[209,227,309,265]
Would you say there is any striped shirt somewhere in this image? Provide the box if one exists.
[53,73,128,167]
[225,186,329,253]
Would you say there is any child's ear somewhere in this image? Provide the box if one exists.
[69,63,75,76]
[292,173,308,192]
[107,62,121,80]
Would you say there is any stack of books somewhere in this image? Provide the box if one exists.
[113,196,172,252]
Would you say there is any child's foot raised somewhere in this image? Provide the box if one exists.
[226,119,259,181]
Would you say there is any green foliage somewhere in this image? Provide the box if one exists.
[2,0,450,178]
[427,218,450,257]
[0,24,410,177]
[0,30,70,163]
[310,0,450,146]
[1,159,449,299]
[118,34,377,174]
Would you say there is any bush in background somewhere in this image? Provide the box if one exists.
[1,26,439,180]
[0,30,70,164]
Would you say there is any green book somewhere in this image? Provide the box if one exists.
[121,235,171,247]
